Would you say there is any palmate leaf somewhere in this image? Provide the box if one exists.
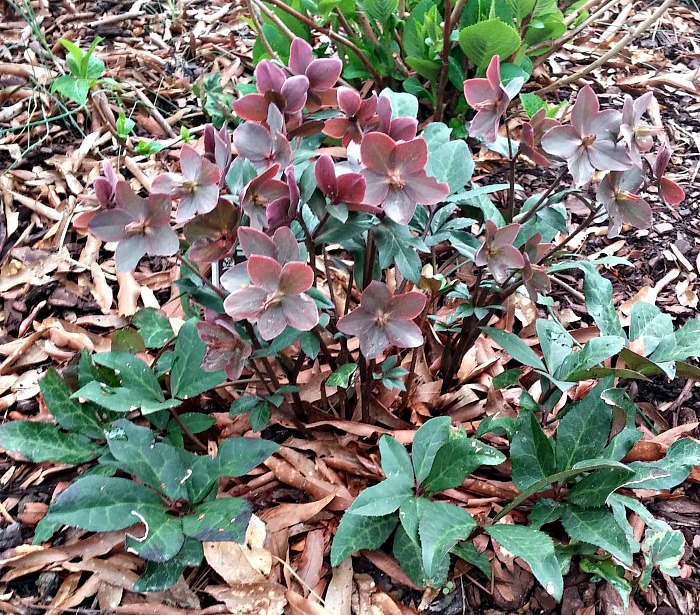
[373,219,428,284]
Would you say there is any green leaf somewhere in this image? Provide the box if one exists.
[510,412,555,490]
[72,380,179,415]
[331,512,398,565]
[216,436,279,478]
[555,379,613,471]
[483,327,546,370]
[492,368,522,389]
[364,0,398,22]
[116,112,135,140]
[580,558,631,607]
[558,337,626,381]
[628,438,700,490]
[111,329,146,354]
[133,308,175,349]
[528,498,562,529]
[560,505,636,566]
[425,140,474,194]
[170,319,227,399]
[486,524,563,600]
[378,88,418,119]
[348,476,413,516]
[418,499,476,579]
[520,93,547,119]
[327,363,358,388]
[651,317,700,363]
[640,526,684,588]
[393,522,431,585]
[373,219,428,284]
[458,20,522,69]
[451,540,491,578]
[125,510,185,563]
[567,465,636,508]
[411,416,452,483]
[422,435,505,495]
[582,266,625,338]
[0,421,102,464]
[379,435,414,481]
[43,476,167,532]
[40,368,103,438]
[134,538,203,592]
[51,75,90,105]
[507,0,537,18]
[182,497,252,542]
[93,351,164,403]
[536,318,575,376]
[178,413,215,434]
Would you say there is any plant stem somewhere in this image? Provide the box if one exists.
[168,408,208,452]
[505,122,517,223]
[362,230,376,290]
[260,0,384,84]
[401,297,433,407]
[245,0,278,59]
[434,0,453,123]
[515,166,569,226]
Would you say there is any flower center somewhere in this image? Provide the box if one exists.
[376,312,390,328]
[475,100,497,112]
[616,190,640,203]
[388,169,405,189]
[262,290,285,310]
[582,134,597,147]
[124,221,148,236]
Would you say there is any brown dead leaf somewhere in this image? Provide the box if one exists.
[117,271,141,316]
[324,559,352,615]
[675,278,698,308]
[90,261,114,313]
[286,590,332,615]
[295,529,326,597]
[260,494,335,534]
[206,583,287,615]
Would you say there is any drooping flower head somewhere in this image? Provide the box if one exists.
[596,167,652,237]
[620,92,661,164]
[196,317,252,381]
[89,181,179,272]
[239,163,289,230]
[266,166,300,231]
[73,160,121,230]
[651,144,685,206]
[541,86,632,186]
[337,280,426,359]
[463,55,524,143]
[315,154,379,215]
[233,105,292,173]
[473,220,524,284]
[223,255,318,340]
[323,87,379,146]
[151,145,222,223]
[287,38,342,111]
[521,233,552,300]
[183,198,241,263]
[203,123,233,178]
[360,132,449,225]
[376,95,418,142]
[519,109,558,167]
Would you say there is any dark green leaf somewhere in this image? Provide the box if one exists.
[373,219,428,284]
[348,475,414,516]
[0,421,102,464]
[528,498,562,529]
[511,412,555,490]
[133,308,175,349]
[482,327,545,370]
[567,465,636,508]
[412,416,452,483]
[452,540,491,578]
[216,436,279,478]
[111,329,146,354]
[628,438,700,490]
[134,538,203,592]
[580,558,631,607]
[125,511,185,563]
[40,368,103,437]
[379,435,414,481]
[182,497,252,542]
[330,512,398,565]
[93,351,164,402]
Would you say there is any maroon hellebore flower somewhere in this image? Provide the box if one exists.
[89,181,179,272]
[521,233,552,300]
[223,255,318,340]
[473,220,524,284]
[377,95,418,142]
[323,87,379,146]
[183,198,241,263]
[360,132,449,225]
[233,105,292,172]
[541,86,632,186]
[463,55,524,143]
[315,154,380,215]
[152,144,222,223]
[239,163,289,230]
[266,166,300,231]
[519,109,558,167]
[203,123,233,179]
[233,60,309,123]
[336,280,426,359]
[287,38,342,110]
[196,318,252,381]
[596,167,652,237]
[74,160,120,230]
[651,144,685,206]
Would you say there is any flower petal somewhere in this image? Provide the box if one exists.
[394,138,428,175]
[89,209,131,242]
[272,226,301,264]
[323,117,352,139]
[145,226,179,257]
[306,58,342,91]
[255,60,286,94]
[279,261,314,295]
[256,305,287,340]
[281,75,309,114]
[360,132,396,175]
[361,171,390,206]
[336,87,361,116]
[387,291,426,320]
[315,154,338,197]
[247,254,282,291]
[571,86,599,135]
[233,122,273,162]
[361,281,392,313]
[359,325,389,359]
[541,125,582,159]
[115,234,146,272]
[289,37,313,75]
[282,294,319,331]
[588,140,632,172]
[337,307,375,336]
[384,320,423,349]
[402,172,449,206]
[238,227,275,259]
[224,286,268,320]
[180,145,202,182]
[382,187,417,225]
[232,94,269,122]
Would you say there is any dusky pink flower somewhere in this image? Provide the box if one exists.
[287,38,342,110]
[266,166,300,231]
[377,95,418,142]
[233,105,292,172]
[620,92,660,164]
[239,164,289,230]
[233,60,309,123]
[519,109,558,167]
[220,226,300,296]
[74,160,120,230]
[152,145,222,223]
[196,318,251,381]
[651,144,685,206]
[336,280,426,359]
[323,87,378,146]
[360,132,449,225]
[315,154,379,215]
[89,181,179,272]
[473,220,524,284]
[223,255,318,340]
[521,233,552,300]
[183,198,240,263]
[203,123,232,178]
[463,55,523,143]
[541,86,632,186]
[596,167,652,237]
